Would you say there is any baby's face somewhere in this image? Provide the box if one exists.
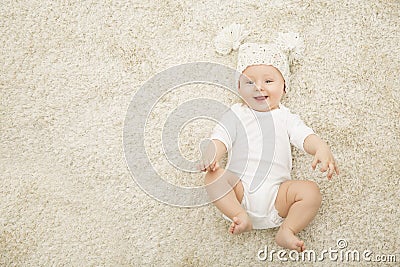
[238,64,285,112]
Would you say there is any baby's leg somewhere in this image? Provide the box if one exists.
[204,168,252,234]
[274,180,322,252]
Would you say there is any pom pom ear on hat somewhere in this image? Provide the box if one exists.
[274,32,305,65]
[214,23,250,55]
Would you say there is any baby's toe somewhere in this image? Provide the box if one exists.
[229,223,235,233]
[295,240,305,252]
[233,216,240,224]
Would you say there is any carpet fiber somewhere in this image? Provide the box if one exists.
[1,0,399,265]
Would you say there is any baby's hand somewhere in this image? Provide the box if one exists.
[197,159,220,172]
[197,139,220,172]
[311,146,339,180]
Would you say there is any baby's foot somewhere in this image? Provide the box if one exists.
[275,225,305,252]
[229,212,252,235]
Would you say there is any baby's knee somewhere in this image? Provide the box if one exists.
[303,181,322,206]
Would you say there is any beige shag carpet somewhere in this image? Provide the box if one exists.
[1,0,399,266]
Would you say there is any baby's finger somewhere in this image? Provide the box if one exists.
[196,162,203,171]
[200,161,207,172]
[210,162,216,171]
[334,164,340,175]
[327,163,335,179]
[311,157,319,170]
[214,162,220,170]
[320,162,328,173]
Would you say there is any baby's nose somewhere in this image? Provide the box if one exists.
[255,82,266,91]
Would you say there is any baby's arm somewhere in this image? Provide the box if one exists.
[303,134,339,180]
[198,139,227,172]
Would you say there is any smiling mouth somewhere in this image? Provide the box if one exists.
[254,96,268,101]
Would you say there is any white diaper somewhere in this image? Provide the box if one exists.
[222,180,284,229]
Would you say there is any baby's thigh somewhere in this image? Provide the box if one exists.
[274,180,321,218]
[205,168,244,203]
[221,169,244,203]
[232,178,244,204]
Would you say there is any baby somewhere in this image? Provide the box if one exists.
[199,32,339,252]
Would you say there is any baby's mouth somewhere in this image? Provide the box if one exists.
[254,96,268,101]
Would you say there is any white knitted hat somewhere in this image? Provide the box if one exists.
[214,23,304,91]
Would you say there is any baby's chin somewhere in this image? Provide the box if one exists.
[252,107,271,112]
[245,102,276,112]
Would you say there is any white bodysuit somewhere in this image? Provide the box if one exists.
[210,103,314,229]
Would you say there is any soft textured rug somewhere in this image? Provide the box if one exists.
[1,0,399,266]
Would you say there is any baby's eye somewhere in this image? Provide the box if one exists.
[246,81,254,84]
[265,80,272,83]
